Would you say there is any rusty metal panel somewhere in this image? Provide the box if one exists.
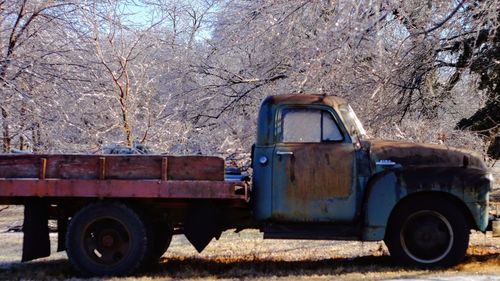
[0,154,224,181]
[0,179,248,200]
[369,140,487,170]
[271,143,355,221]
[263,95,346,112]
[285,144,353,198]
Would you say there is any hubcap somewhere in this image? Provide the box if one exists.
[400,210,454,264]
[83,218,131,266]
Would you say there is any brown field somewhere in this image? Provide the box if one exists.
[0,205,499,281]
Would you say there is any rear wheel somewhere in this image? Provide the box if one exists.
[66,202,147,276]
[140,220,173,269]
[384,197,469,267]
[150,225,172,261]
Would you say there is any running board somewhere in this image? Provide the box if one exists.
[263,223,359,240]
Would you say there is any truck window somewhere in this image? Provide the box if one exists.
[280,108,343,143]
[339,104,367,138]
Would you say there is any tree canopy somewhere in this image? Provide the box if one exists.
[1,0,498,161]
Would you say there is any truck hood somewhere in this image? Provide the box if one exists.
[367,139,487,170]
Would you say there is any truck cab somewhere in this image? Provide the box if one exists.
[252,94,492,267]
[252,95,364,223]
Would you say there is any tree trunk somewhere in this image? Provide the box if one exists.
[119,96,132,147]
[31,122,41,152]
[1,107,11,152]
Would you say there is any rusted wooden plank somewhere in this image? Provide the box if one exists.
[0,155,101,179]
[0,154,224,181]
[167,156,224,181]
[99,157,106,180]
[105,156,161,179]
[0,155,39,178]
[162,157,168,181]
[0,179,248,200]
[39,158,47,180]
[47,155,100,179]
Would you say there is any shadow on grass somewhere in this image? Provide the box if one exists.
[0,259,74,280]
[149,253,500,279]
[1,253,498,280]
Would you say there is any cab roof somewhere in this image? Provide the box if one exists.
[261,94,348,111]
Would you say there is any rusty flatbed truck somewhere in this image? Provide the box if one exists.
[0,94,494,276]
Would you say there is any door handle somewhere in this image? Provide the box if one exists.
[276,151,293,156]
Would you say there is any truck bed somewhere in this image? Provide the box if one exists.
[0,154,248,200]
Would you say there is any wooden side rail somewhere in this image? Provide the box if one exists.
[0,154,224,181]
[0,179,249,201]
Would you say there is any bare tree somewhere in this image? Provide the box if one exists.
[1,0,495,162]
[77,1,169,147]
[194,0,499,159]
[0,0,83,152]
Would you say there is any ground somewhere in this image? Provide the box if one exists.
[0,206,499,280]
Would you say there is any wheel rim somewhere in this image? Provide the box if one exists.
[82,217,131,266]
[400,210,454,264]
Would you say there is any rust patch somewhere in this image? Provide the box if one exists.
[264,94,347,113]
[399,166,488,192]
[369,139,487,170]
[283,143,353,201]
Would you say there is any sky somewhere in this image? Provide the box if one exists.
[121,2,215,40]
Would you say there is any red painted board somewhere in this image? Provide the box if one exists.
[0,154,224,181]
[0,179,248,200]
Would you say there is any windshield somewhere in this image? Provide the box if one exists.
[339,104,367,138]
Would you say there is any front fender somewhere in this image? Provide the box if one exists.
[362,167,490,241]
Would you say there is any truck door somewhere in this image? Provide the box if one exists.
[271,107,355,222]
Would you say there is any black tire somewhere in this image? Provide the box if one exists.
[150,225,173,261]
[384,197,469,268]
[66,202,148,276]
[140,219,173,269]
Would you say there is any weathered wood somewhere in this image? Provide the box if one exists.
[99,157,106,180]
[0,179,248,200]
[0,155,39,178]
[162,157,168,181]
[39,158,47,180]
[167,156,224,181]
[105,155,161,179]
[0,154,224,181]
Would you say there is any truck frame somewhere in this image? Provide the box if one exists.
[0,94,494,276]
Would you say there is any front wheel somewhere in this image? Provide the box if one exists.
[384,197,469,267]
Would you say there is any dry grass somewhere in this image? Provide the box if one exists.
[0,206,499,280]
